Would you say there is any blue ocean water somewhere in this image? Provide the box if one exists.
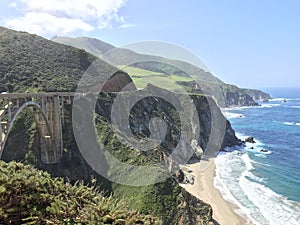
[215,90,300,225]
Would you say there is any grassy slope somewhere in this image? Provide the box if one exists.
[52,36,221,93]
[121,66,194,92]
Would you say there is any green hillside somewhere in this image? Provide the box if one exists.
[52,36,223,91]
[52,36,271,106]
[121,66,194,91]
[0,26,133,93]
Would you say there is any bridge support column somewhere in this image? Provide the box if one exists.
[52,95,63,163]
[39,96,63,164]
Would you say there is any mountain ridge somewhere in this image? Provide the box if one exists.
[52,36,271,107]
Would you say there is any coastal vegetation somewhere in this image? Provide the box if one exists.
[0,160,160,224]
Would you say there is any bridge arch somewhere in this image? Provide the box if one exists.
[0,101,55,162]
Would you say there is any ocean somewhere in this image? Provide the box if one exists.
[216,88,300,225]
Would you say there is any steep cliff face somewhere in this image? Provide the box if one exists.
[224,89,259,107]
[95,84,240,160]
[91,85,240,224]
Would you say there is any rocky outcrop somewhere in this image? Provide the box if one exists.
[221,84,259,107]
[242,88,271,101]
[96,84,240,161]
[245,136,256,143]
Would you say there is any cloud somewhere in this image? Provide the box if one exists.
[6,12,94,36]
[120,23,135,29]
[5,0,132,37]
[9,2,18,7]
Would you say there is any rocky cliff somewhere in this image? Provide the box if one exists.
[90,84,240,224]
[242,88,271,101]
[221,84,259,107]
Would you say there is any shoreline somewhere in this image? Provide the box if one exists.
[180,159,247,225]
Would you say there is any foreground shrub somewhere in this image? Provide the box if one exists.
[0,161,160,225]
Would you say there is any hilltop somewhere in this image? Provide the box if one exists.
[53,36,271,107]
[0,26,134,93]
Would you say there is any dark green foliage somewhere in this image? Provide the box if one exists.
[0,26,130,93]
[1,110,37,163]
[0,161,161,225]
[0,26,97,92]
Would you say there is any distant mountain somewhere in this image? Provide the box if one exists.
[52,36,114,58]
[52,36,271,107]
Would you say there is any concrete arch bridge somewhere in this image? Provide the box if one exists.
[0,92,75,164]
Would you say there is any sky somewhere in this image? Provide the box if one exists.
[0,0,299,89]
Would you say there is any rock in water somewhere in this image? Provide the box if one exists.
[245,136,256,143]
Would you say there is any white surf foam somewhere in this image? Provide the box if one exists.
[260,103,280,108]
[214,152,264,225]
[214,151,300,225]
[283,122,300,126]
[240,169,300,225]
[235,133,272,155]
[269,98,285,102]
[223,111,245,119]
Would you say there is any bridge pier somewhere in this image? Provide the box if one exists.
[52,95,63,163]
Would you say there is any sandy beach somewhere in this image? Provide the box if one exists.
[180,159,247,225]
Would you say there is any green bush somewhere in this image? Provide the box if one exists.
[0,161,161,225]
